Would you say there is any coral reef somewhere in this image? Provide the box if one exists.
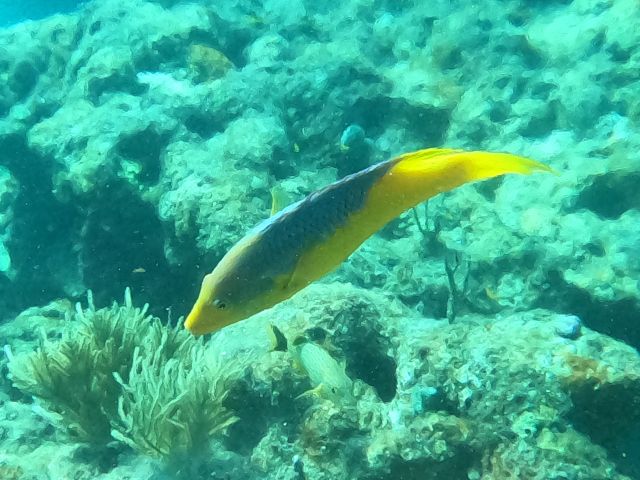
[0,0,636,349]
[228,283,640,480]
[0,0,638,478]
[2,283,639,479]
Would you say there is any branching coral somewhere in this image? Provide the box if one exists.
[8,288,239,459]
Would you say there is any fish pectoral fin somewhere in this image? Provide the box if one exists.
[291,355,307,374]
[270,185,290,216]
[295,384,325,401]
[271,270,297,292]
[282,259,315,293]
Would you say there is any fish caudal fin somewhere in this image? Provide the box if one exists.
[390,148,553,181]
[450,150,555,180]
[367,148,553,216]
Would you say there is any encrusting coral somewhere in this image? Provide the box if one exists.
[239,283,640,480]
[0,0,638,355]
[188,43,235,83]
[7,288,239,458]
[2,282,639,478]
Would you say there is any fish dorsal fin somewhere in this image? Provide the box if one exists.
[270,185,290,216]
[267,324,288,352]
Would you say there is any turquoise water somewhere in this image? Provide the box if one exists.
[0,0,638,479]
[0,0,84,26]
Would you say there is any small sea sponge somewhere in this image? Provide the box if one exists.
[299,403,359,459]
[188,44,234,82]
[560,352,612,390]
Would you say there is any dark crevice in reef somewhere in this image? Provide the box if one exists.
[184,111,226,139]
[568,379,640,480]
[115,126,170,185]
[87,71,147,106]
[223,371,303,455]
[223,381,273,455]
[349,96,451,146]
[0,133,79,316]
[538,273,640,479]
[569,372,640,443]
[347,333,397,402]
[8,60,40,101]
[364,452,475,480]
[572,171,640,220]
[331,306,398,402]
[539,271,640,475]
[79,180,193,319]
[541,270,640,350]
[0,132,195,320]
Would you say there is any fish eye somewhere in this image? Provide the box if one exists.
[213,299,226,310]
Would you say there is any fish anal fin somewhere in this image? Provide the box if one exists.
[295,383,325,401]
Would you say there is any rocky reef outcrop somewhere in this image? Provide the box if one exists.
[0,0,637,349]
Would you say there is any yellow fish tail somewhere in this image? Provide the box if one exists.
[452,150,554,179]
[391,148,551,181]
[368,148,551,215]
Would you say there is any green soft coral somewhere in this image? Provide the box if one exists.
[8,288,238,458]
[111,322,238,457]
[8,289,143,444]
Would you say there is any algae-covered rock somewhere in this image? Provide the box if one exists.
[0,0,637,343]
[188,44,235,83]
[214,283,640,479]
[0,165,16,277]
[483,427,631,480]
[2,282,638,479]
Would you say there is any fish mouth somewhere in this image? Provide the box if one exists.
[184,325,202,336]
[184,321,207,336]
[184,308,207,336]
